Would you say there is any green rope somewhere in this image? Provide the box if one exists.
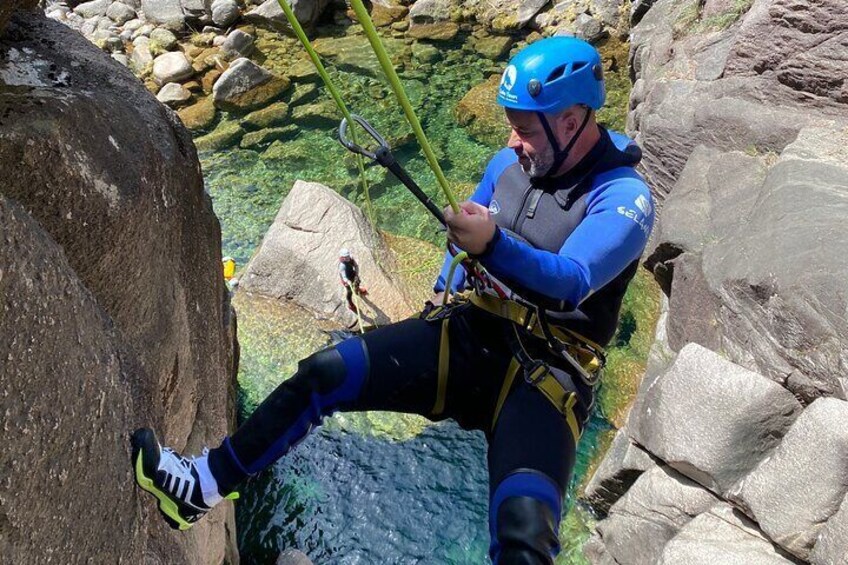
[348,0,460,214]
[442,251,467,305]
[275,0,376,229]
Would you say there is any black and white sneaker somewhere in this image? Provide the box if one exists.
[131,428,238,530]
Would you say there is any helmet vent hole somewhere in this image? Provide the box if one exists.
[572,61,588,73]
[545,65,567,84]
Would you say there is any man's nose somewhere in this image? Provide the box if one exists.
[507,130,521,150]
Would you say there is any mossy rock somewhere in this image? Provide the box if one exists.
[371,4,408,27]
[312,35,408,79]
[407,22,460,42]
[201,69,222,93]
[453,73,509,147]
[291,99,340,128]
[242,101,290,130]
[472,34,513,60]
[216,75,291,113]
[261,138,312,162]
[194,119,244,151]
[178,97,217,131]
[289,82,320,106]
[191,47,221,73]
[240,125,299,150]
[411,42,441,64]
[287,57,321,83]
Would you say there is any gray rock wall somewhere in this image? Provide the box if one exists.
[586,0,848,562]
[1,10,238,564]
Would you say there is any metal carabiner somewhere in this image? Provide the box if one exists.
[338,114,389,161]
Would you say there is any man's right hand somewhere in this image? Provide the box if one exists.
[430,292,445,305]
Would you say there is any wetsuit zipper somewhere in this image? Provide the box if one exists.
[510,184,533,234]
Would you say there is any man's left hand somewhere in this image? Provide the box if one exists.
[444,201,497,256]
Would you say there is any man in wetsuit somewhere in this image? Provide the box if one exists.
[131,37,654,564]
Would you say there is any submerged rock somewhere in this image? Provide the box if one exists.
[242,100,289,129]
[454,73,509,146]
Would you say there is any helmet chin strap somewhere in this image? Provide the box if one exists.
[534,110,592,179]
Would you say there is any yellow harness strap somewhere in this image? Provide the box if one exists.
[491,358,520,431]
[431,318,450,417]
[467,291,604,374]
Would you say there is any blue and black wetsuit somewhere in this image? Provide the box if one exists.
[206,129,654,564]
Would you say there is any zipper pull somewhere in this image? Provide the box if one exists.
[526,188,543,219]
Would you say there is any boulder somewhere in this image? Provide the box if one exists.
[407,21,459,41]
[244,0,332,30]
[177,97,217,130]
[141,0,185,30]
[0,11,237,563]
[408,0,452,22]
[148,26,178,53]
[582,425,655,516]
[629,343,801,495]
[130,35,153,72]
[156,81,192,106]
[211,0,239,27]
[152,50,193,84]
[1,0,39,35]
[556,13,606,43]
[454,73,510,146]
[658,503,797,565]
[219,28,254,61]
[180,0,205,20]
[73,0,111,18]
[276,549,314,565]
[240,180,417,326]
[212,57,289,112]
[106,1,136,24]
[194,119,244,151]
[481,0,551,30]
[239,125,298,149]
[738,398,848,560]
[596,465,719,565]
[811,494,848,565]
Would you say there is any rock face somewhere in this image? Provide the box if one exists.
[241,181,417,326]
[0,12,237,563]
[587,3,848,562]
[629,343,802,495]
[632,0,848,401]
[1,0,38,34]
[594,465,720,564]
[738,398,848,560]
[657,503,797,565]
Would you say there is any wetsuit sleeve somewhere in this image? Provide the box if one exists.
[433,149,515,293]
[480,178,654,309]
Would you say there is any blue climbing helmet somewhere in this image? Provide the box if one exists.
[497,36,606,113]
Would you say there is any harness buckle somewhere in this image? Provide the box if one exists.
[524,360,549,385]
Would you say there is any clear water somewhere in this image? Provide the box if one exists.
[203,26,634,565]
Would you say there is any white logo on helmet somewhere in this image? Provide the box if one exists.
[501,65,517,92]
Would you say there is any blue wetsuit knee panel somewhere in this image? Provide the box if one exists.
[226,338,370,475]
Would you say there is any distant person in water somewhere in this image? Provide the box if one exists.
[130,37,654,564]
[338,248,367,313]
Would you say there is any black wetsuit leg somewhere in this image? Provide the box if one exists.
[487,367,581,564]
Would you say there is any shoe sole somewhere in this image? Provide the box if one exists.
[131,429,193,531]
